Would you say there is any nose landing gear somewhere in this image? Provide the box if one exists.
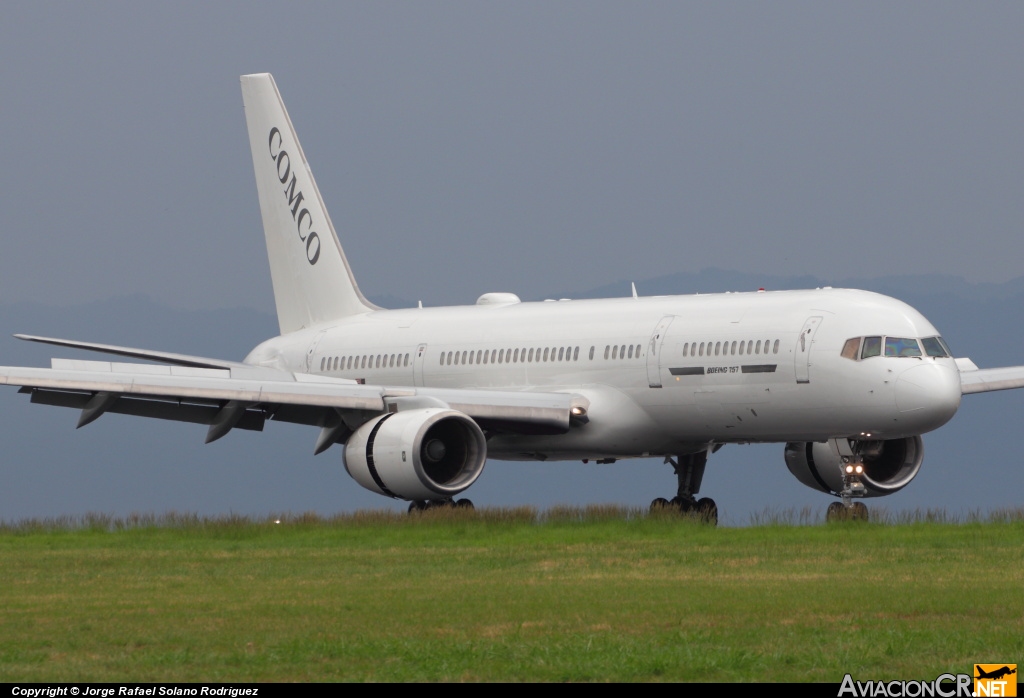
[408,498,475,513]
[826,437,870,522]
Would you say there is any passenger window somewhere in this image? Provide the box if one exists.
[558,347,564,361]
[589,346,594,360]
[604,346,610,360]
[612,346,618,360]
[862,337,882,359]
[841,338,861,360]
[627,345,633,359]
[715,342,721,356]
[772,340,779,354]
[755,340,761,355]
[730,341,736,355]
[573,347,579,361]
[699,342,705,357]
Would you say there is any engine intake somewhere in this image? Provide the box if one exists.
[784,436,924,497]
[343,408,487,501]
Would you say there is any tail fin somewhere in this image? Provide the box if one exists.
[240,73,377,334]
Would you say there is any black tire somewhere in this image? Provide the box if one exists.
[650,497,671,512]
[455,498,474,509]
[408,500,425,513]
[671,496,693,514]
[851,502,869,521]
[695,497,718,526]
[826,501,845,522]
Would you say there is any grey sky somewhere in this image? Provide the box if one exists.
[1,4,1023,522]
[2,3,1022,310]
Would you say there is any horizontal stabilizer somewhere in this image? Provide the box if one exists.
[14,334,245,370]
[959,363,1024,394]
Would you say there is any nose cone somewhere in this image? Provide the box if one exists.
[895,363,961,432]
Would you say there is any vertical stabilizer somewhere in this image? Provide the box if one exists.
[241,73,377,334]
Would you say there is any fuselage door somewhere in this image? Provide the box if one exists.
[413,343,428,387]
[795,316,823,384]
[305,328,330,373]
[647,315,676,388]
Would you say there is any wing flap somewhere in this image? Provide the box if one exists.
[27,388,267,431]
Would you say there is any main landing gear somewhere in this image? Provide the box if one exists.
[825,437,870,523]
[408,498,475,513]
[650,450,718,526]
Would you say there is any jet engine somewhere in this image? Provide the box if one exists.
[784,436,924,497]
[343,407,487,501]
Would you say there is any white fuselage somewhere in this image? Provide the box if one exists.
[245,287,963,461]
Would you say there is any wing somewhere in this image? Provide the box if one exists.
[14,333,248,370]
[0,358,587,453]
[957,357,1024,395]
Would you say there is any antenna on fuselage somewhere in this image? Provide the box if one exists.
[631,282,638,299]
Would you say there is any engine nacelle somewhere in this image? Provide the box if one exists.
[343,408,487,501]
[784,436,924,497]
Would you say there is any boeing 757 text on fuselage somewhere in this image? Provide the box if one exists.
[4,73,1023,523]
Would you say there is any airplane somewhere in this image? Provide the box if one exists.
[975,667,1016,681]
[2,72,1023,525]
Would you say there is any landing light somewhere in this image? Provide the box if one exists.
[571,406,587,417]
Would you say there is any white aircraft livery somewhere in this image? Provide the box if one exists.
[3,73,1023,523]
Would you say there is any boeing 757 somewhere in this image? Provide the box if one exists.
[3,73,1023,523]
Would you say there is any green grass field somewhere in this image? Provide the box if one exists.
[1,507,1021,682]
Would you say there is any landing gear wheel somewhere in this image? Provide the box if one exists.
[650,497,671,513]
[408,500,426,513]
[455,498,474,509]
[826,502,845,522]
[671,496,693,514]
[851,502,869,521]
[695,497,718,526]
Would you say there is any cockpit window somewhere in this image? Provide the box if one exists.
[861,336,882,359]
[921,337,949,357]
[841,338,860,360]
[885,337,922,357]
